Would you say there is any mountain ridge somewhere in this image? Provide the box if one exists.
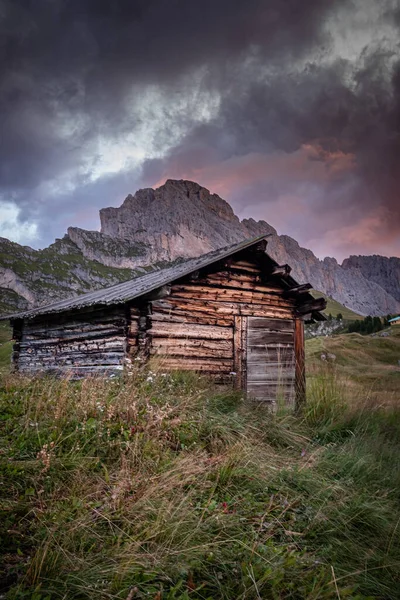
[1,179,399,316]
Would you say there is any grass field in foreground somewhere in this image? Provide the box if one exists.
[306,327,400,403]
[1,362,400,599]
[0,322,12,374]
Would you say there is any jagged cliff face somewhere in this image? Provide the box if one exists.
[342,255,400,303]
[100,179,248,262]
[260,236,400,316]
[1,179,399,316]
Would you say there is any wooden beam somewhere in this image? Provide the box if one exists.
[295,297,327,316]
[270,264,292,277]
[283,283,312,297]
[294,318,306,412]
[253,239,268,253]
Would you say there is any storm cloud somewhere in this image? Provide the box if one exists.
[0,0,399,259]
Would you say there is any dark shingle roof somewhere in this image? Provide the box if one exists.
[4,234,273,320]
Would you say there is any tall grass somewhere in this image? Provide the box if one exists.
[1,366,399,599]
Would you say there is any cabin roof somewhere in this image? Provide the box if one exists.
[3,233,325,321]
[389,316,400,322]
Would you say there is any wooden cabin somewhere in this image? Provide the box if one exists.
[4,235,326,406]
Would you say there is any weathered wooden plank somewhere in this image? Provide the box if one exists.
[247,383,295,403]
[247,330,294,345]
[247,318,294,331]
[197,272,288,294]
[245,315,295,404]
[295,297,327,316]
[22,327,125,343]
[151,310,233,327]
[294,318,306,411]
[171,285,295,308]
[247,368,295,381]
[152,297,293,319]
[199,270,259,284]
[227,260,262,273]
[23,310,127,333]
[283,283,313,297]
[152,338,232,351]
[156,357,233,372]
[241,316,248,391]
[148,322,233,340]
[233,315,244,389]
[20,333,126,347]
[270,264,291,277]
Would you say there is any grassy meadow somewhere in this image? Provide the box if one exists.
[0,327,400,598]
[310,292,364,321]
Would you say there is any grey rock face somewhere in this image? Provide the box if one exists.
[262,235,400,316]
[342,255,400,303]
[1,179,399,317]
[100,179,248,262]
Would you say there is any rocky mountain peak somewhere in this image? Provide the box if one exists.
[1,179,399,317]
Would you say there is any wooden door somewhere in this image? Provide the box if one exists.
[246,317,296,404]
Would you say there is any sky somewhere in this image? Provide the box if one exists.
[0,0,399,262]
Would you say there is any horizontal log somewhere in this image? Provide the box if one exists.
[247,367,295,380]
[247,317,294,331]
[196,274,288,294]
[18,365,124,378]
[151,338,233,358]
[225,260,262,274]
[155,357,233,372]
[269,264,292,277]
[151,310,233,327]
[24,310,126,333]
[282,283,313,297]
[199,270,260,284]
[295,297,327,315]
[170,285,295,308]
[148,322,233,340]
[247,330,294,344]
[151,297,293,319]
[21,329,126,344]
[129,322,139,334]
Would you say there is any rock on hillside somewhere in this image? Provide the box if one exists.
[0,236,144,313]
[1,179,399,316]
[342,255,400,303]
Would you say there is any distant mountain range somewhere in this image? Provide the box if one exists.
[1,179,399,317]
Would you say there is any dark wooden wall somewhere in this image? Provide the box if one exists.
[11,247,309,407]
[14,306,127,377]
[127,250,304,404]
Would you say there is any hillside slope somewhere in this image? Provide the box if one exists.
[306,327,400,401]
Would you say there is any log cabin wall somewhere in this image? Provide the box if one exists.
[14,305,128,377]
[126,250,300,400]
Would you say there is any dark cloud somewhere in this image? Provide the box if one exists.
[0,0,399,259]
[140,40,400,244]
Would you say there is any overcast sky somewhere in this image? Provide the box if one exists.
[0,0,399,261]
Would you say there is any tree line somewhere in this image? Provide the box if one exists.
[347,314,394,335]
